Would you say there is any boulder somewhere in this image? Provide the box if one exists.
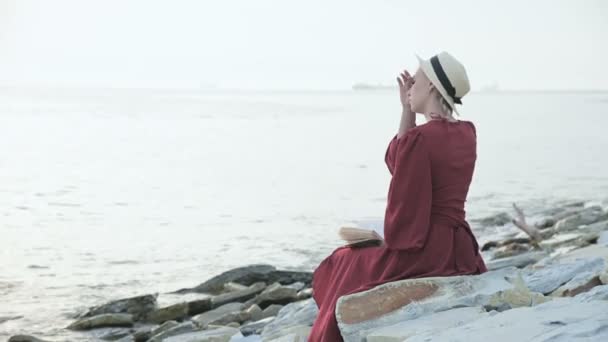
[174,265,312,294]
[192,302,246,328]
[145,302,189,324]
[244,304,263,322]
[335,268,527,341]
[67,313,134,330]
[187,297,213,316]
[260,299,318,341]
[150,320,179,336]
[224,282,249,293]
[98,327,133,340]
[211,282,266,308]
[246,283,298,309]
[404,299,608,342]
[78,294,157,321]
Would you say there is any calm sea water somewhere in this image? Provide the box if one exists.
[1,87,608,340]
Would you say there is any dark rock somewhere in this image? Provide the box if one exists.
[173,264,312,294]
[240,317,275,336]
[79,294,157,321]
[68,313,134,330]
[186,297,213,316]
[474,212,512,227]
[145,302,189,324]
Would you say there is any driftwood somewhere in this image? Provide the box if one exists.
[511,203,543,249]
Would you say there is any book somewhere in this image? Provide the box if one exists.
[338,226,384,247]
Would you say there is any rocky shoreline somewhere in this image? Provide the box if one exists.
[8,200,608,341]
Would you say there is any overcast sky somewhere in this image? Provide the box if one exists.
[0,0,606,90]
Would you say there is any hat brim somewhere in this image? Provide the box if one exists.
[416,54,460,115]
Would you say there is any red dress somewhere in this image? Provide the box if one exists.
[308,120,487,341]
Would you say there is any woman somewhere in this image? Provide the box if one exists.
[308,52,488,341]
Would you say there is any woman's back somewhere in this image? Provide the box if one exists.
[419,119,477,221]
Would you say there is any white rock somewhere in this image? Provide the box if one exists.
[405,299,608,342]
[148,321,197,342]
[260,299,317,341]
[523,257,605,294]
[554,206,605,232]
[164,327,241,342]
[539,233,581,249]
[365,307,488,342]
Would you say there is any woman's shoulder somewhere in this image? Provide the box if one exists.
[416,119,476,136]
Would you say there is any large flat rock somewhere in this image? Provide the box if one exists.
[335,268,526,341]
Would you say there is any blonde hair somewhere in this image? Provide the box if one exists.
[429,88,457,122]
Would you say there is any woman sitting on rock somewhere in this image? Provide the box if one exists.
[309,52,488,341]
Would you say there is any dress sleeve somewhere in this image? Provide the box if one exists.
[383,130,432,251]
[384,134,399,175]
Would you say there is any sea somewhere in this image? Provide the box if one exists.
[1,87,608,340]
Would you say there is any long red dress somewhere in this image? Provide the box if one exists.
[308,119,488,341]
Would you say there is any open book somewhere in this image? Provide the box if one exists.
[338,225,384,247]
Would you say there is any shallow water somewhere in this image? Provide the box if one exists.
[1,88,607,340]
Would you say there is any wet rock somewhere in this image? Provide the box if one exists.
[174,265,312,294]
[486,251,548,270]
[211,282,266,308]
[186,297,213,316]
[68,313,134,330]
[8,335,51,342]
[163,327,240,342]
[145,302,189,324]
[523,257,605,294]
[240,316,275,336]
[147,321,197,342]
[335,268,522,341]
[261,299,318,341]
[481,238,531,251]
[246,282,298,309]
[192,302,246,328]
[404,299,608,342]
[284,282,305,291]
[150,320,179,336]
[78,294,157,321]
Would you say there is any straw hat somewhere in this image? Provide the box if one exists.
[416,52,470,115]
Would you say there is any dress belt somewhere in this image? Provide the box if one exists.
[432,214,480,255]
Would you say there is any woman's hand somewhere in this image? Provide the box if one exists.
[397,70,414,111]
